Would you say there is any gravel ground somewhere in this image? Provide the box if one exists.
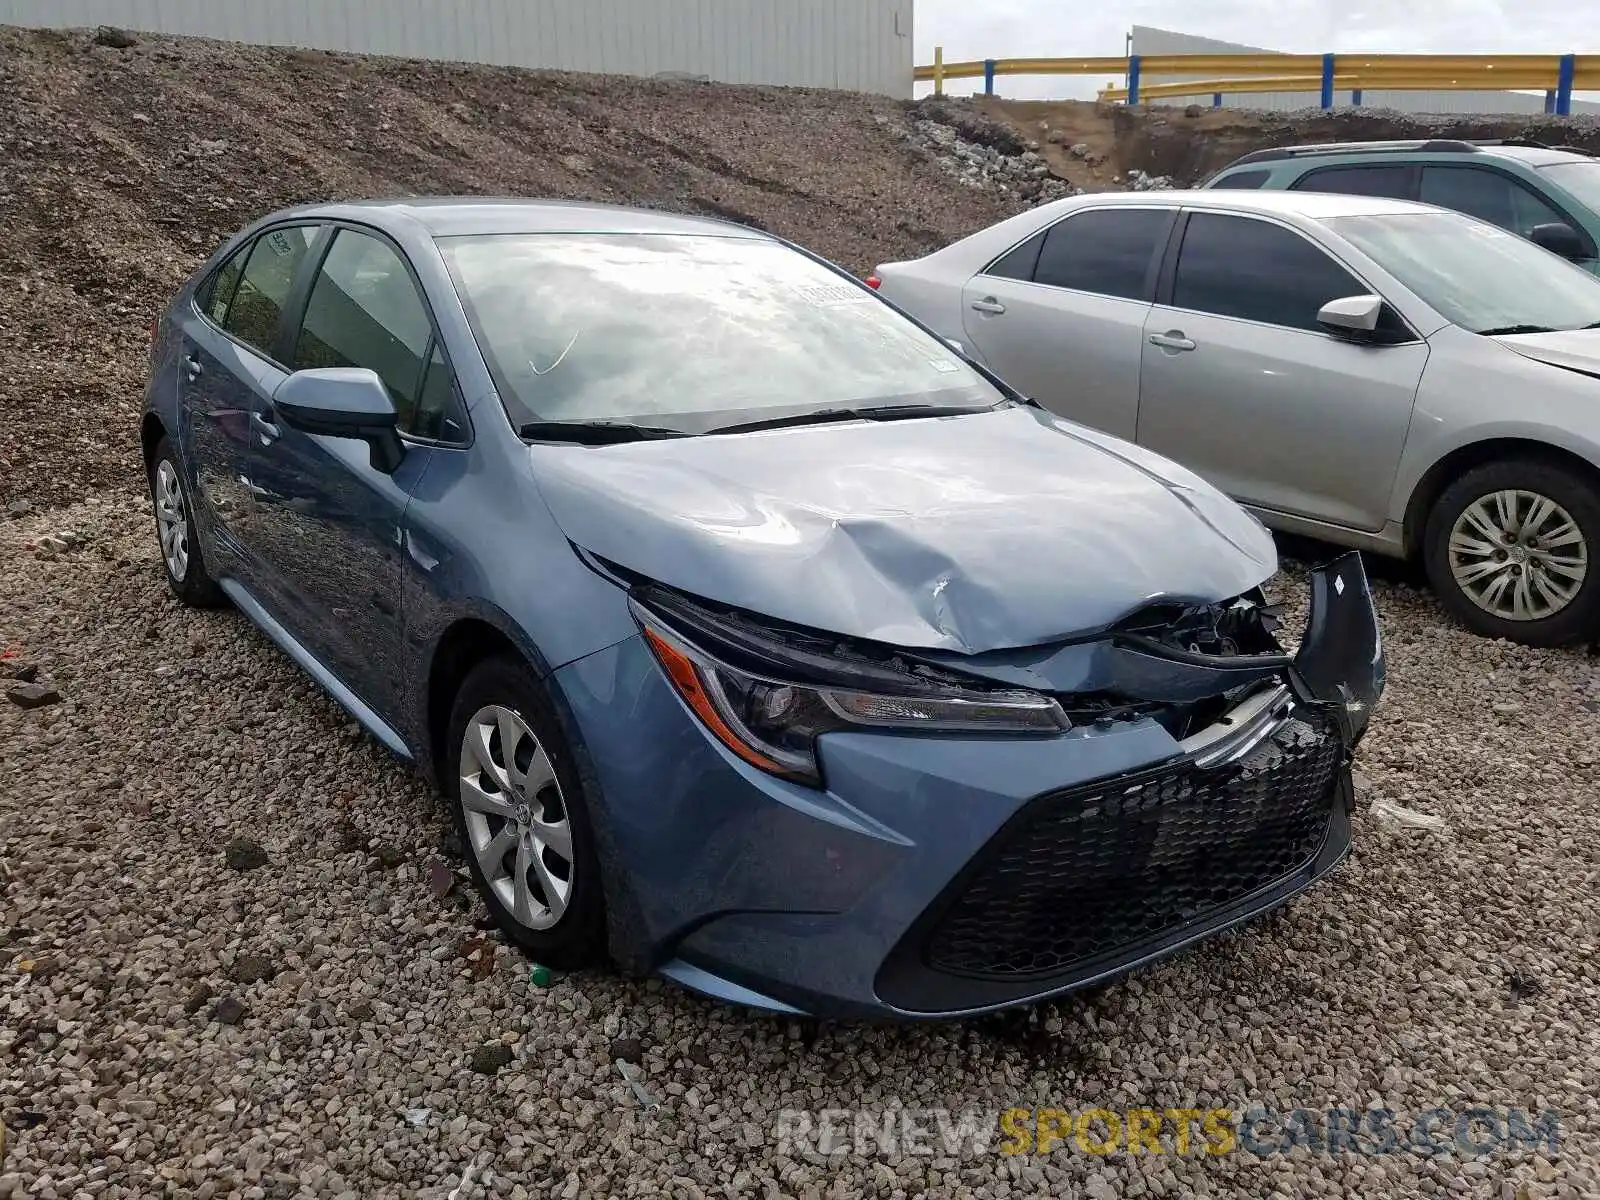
[4,494,1599,1199]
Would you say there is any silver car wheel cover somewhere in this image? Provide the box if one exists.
[154,459,190,581]
[1448,488,1588,622]
[458,704,574,932]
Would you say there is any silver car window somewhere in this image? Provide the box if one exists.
[1030,209,1169,300]
[1171,213,1367,332]
[1325,211,1600,334]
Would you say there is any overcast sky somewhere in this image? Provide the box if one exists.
[915,1,1596,100]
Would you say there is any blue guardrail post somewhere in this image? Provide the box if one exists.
[1352,88,1363,107]
[1212,92,1222,107]
[983,59,996,95]
[1556,54,1575,116]
[1545,89,1557,114]
[1127,54,1141,105]
[1321,53,1336,109]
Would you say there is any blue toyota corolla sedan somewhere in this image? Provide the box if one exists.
[140,198,1384,1019]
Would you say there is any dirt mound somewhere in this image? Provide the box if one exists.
[0,25,1022,513]
[977,96,1600,191]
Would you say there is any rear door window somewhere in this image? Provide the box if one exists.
[1171,213,1368,331]
[1293,164,1415,199]
[1030,208,1171,300]
[221,225,319,358]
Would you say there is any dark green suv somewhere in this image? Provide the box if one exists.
[1204,139,1600,273]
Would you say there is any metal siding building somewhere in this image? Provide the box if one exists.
[0,0,915,95]
[1131,25,1600,116]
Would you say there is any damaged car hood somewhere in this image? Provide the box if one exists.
[526,405,1278,654]
[1495,328,1600,379]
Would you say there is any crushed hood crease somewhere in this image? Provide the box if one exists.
[526,406,1278,655]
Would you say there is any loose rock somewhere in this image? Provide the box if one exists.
[470,1043,515,1074]
[223,837,268,871]
[212,996,248,1025]
[6,681,60,709]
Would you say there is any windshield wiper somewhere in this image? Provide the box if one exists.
[1477,324,1559,336]
[518,420,690,445]
[708,403,1001,437]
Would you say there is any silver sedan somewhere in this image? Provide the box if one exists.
[875,190,1600,646]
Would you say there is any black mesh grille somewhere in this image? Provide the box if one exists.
[924,712,1342,980]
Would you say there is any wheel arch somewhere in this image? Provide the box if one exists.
[424,616,539,788]
[420,610,641,967]
[140,412,169,470]
[1402,437,1600,557]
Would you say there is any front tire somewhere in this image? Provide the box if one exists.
[445,656,607,969]
[147,436,226,608]
[1422,457,1600,647]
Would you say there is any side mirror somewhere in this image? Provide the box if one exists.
[1317,294,1383,338]
[273,367,405,474]
[1529,221,1587,261]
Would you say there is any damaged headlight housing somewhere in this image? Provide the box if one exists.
[632,599,1070,787]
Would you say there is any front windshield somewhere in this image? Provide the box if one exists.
[437,232,1003,432]
[1322,211,1600,334]
[1540,160,1600,215]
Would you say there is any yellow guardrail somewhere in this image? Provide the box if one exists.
[916,48,1596,115]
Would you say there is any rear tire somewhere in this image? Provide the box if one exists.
[147,436,226,609]
[1422,457,1600,647]
[445,656,607,970]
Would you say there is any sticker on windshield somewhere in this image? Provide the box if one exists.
[798,283,874,307]
[265,229,297,257]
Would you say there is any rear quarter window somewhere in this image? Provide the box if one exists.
[199,244,249,326]
[1209,168,1272,189]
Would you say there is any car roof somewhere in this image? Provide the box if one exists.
[1220,138,1597,172]
[263,197,769,239]
[1061,189,1431,219]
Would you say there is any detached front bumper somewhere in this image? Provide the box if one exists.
[558,553,1384,1020]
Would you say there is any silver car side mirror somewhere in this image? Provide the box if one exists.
[1317,294,1383,336]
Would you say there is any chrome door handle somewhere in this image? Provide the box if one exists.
[249,411,281,443]
[970,298,1007,315]
[182,355,203,380]
[1149,332,1196,351]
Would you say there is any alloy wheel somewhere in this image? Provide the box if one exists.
[457,704,575,931]
[1448,488,1588,621]
[154,459,190,580]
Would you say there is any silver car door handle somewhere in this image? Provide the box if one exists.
[183,355,203,380]
[249,411,281,443]
[1149,332,1196,351]
[970,298,1007,315]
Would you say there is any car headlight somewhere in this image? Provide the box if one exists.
[632,598,1070,788]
